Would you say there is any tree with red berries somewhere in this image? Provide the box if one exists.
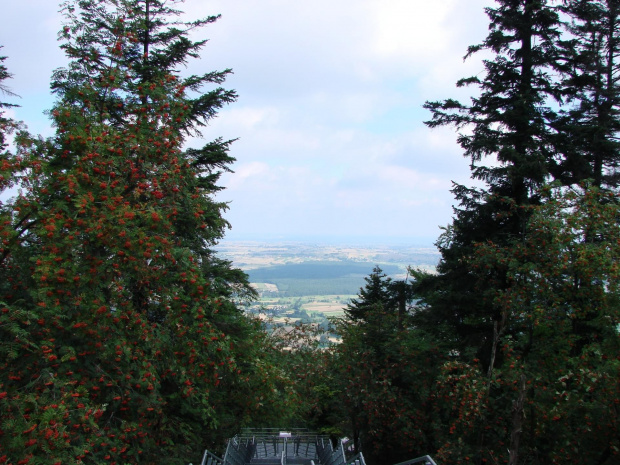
[0,1,275,464]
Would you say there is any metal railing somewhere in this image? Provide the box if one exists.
[238,429,323,461]
[198,430,435,465]
[345,453,366,465]
[316,437,351,465]
[393,456,437,465]
[199,449,224,465]
[221,435,256,465]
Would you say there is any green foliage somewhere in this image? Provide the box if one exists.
[265,322,341,429]
[0,2,279,464]
[344,266,393,322]
[457,185,620,463]
[411,1,620,461]
[3,2,620,465]
[0,49,18,154]
[419,0,565,371]
[330,186,620,465]
[326,266,440,465]
[329,2,620,464]
[552,0,620,189]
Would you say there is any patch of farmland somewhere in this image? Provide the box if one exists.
[247,261,401,280]
[303,301,347,315]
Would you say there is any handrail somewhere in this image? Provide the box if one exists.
[345,452,365,465]
[199,449,223,465]
[238,433,326,442]
[315,438,368,465]
[392,456,437,465]
[198,431,373,465]
[221,440,233,465]
[199,432,438,465]
[221,435,255,465]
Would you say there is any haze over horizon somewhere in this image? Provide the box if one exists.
[2,0,494,246]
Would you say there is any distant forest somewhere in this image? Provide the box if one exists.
[247,262,401,296]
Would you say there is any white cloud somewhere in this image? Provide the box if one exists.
[232,161,272,183]
[377,165,447,191]
[368,0,457,60]
[224,107,281,129]
[3,0,498,242]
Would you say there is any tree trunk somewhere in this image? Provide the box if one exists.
[508,373,527,465]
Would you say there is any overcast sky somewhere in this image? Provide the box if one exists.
[2,0,494,245]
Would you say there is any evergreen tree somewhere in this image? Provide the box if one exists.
[345,266,414,328]
[410,1,620,462]
[428,185,620,465]
[0,52,50,465]
[0,50,18,157]
[0,2,268,464]
[335,267,440,465]
[344,266,393,322]
[417,0,562,366]
[552,0,620,189]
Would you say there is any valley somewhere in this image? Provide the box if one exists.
[216,240,440,326]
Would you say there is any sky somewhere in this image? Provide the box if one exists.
[2,0,495,246]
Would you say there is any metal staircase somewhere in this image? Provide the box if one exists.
[198,429,435,465]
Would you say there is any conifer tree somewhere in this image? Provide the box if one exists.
[552,0,620,189]
[0,2,264,464]
[0,51,17,156]
[410,1,620,462]
[417,0,562,364]
[335,267,440,465]
[344,266,393,322]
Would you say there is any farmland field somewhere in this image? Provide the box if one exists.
[216,240,439,320]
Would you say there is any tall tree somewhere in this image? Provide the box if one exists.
[344,266,393,322]
[552,0,620,189]
[430,185,620,465]
[411,1,620,462]
[0,50,17,157]
[0,2,267,464]
[333,267,440,465]
[417,0,562,366]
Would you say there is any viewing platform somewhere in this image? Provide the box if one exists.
[198,428,436,465]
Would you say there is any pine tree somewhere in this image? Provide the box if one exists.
[552,0,620,190]
[426,185,620,465]
[344,266,393,322]
[0,2,263,463]
[335,267,440,465]
[417,0,562,365]
[0,50,17,156]
[411,2,620,462]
